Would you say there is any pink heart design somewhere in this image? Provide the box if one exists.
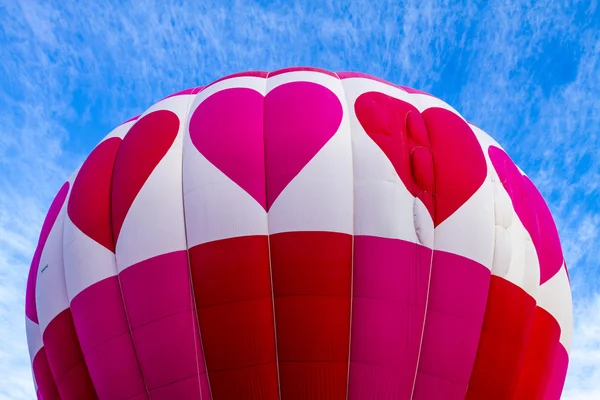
[190,82,343,211]
[355,91,487,227]
[69,137,122,252]
[190,88,267,209]
[488,146,563,285]
[111,110,180,242]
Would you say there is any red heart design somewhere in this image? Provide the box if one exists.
[190,82,342,211]
[111,110,180,242]
[355,91,487,227]
[488,146,563,285]
[69,137,122,252]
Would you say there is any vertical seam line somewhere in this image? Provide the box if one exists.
[109,122,152,399]
[181,86,212,400]
[334,71,355,400]
[409,110,436,400]
[264,71,283,400]
[59,187,101,398]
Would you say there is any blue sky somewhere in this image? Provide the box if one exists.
[0,0,598,399]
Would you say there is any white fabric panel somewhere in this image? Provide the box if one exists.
[63,214,118,300]
[492,226,512,277]
[183,76,268,247]
[36,185,70,334]
[408,92,464,117]
[433,181,495,269]
[63,129,134,298]
[414,199,435,248]
[102,117,136,141]
[537,265,573,351]
[428,116,495,267]
[26,317,43,361]
[473,123,541,295]
[266,71,354,235]
[116,96,190,271]
[340,77,418,243]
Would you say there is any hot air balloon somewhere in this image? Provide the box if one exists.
[25,67,572,400]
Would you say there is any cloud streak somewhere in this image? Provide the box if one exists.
[0,1,598,398]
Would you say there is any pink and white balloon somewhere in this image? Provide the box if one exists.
[25,68,572,400]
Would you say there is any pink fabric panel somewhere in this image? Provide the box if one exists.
[119,250,210,398]
[543,343,569,400]
[71,277,147,400]
[412,250,491,399]
[412,370,468,399]
[150,375,209,400]
[25,182,69,323]
[189,87,267,209]
[263,81,342,210]
[488,146,563,284]
[348,236,431,399]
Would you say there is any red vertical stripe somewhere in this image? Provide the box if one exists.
[270,231,352,400]
[118,251,209,399]
[68,136,148,400]
[511,307,561,400]
[32,348,60,400]
[189,236,279,400]
[43,309,97,399]
[466,276,537,399]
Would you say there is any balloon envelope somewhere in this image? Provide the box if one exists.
[25,68,572,400]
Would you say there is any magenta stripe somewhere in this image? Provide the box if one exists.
[71,277,147,399]
[121,115,140,125]
[348,236,431,400]
[543,343,569,400]
[119,251,210,398]
[412,250,491,399]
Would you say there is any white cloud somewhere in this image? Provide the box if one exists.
[0,0,598,398]
[563,294,600,400]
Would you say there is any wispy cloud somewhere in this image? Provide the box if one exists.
[0,1,598,398]
[564,293,600,400]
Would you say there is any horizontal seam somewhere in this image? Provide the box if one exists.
[352,294,427,307]
[196,294,273,309]
[144,373,201,393]
[415,369,468,387]
[82,330,131,357]
[130,309,191,331]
